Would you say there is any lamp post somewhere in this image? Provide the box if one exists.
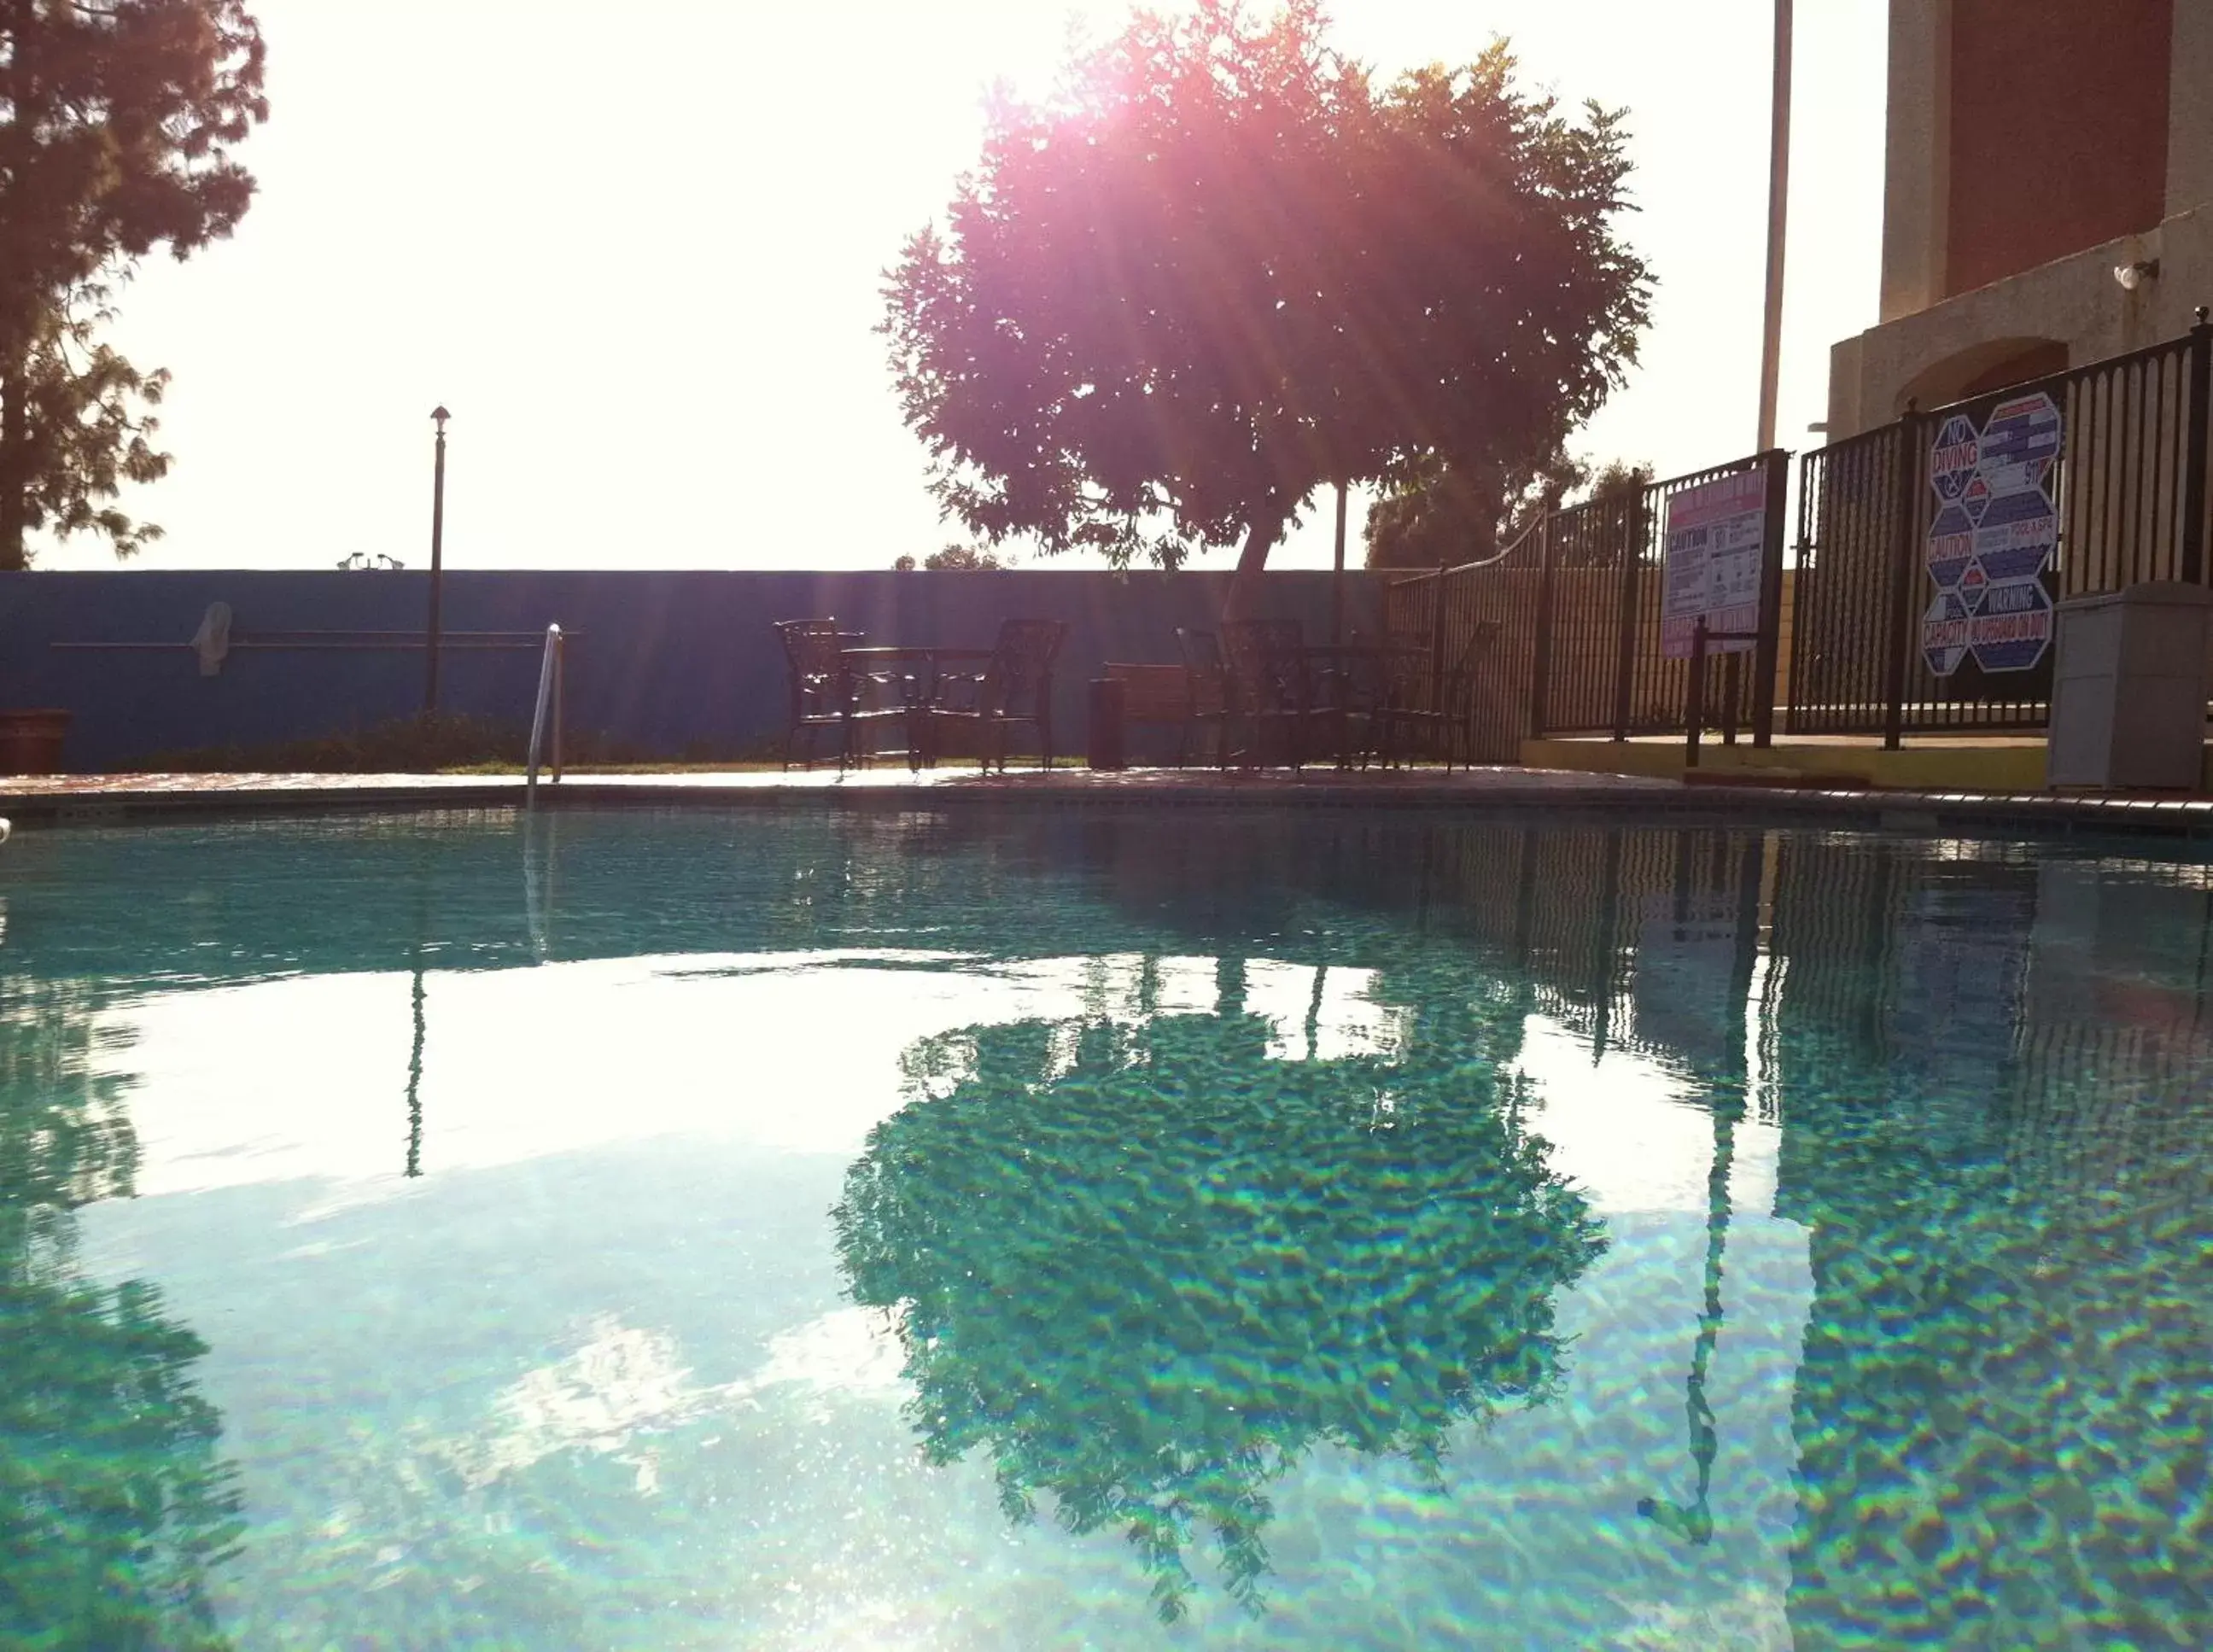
[424,406,451,714]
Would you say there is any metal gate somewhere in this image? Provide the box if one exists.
[1790,316,2213,740]
[1384,450,1790,757]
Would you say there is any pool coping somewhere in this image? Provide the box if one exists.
[1,765,2211,844]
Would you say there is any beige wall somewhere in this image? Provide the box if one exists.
[1831,203,2210,436]
[1879,0,1951,324]
[2169,0,2213,216]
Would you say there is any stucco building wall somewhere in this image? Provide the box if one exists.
[1833,0,2213,437]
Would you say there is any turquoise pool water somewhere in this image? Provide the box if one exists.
[3,808,2210,1649]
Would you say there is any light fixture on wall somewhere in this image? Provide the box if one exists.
[2114,258,2161,292]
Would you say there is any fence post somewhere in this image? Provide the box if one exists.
[1685,618,1709,768]
[1609,492,1646,741]
[1751,447,1790,748]
[2183,306,2211,586]
[1881,410,1922,751]
[1529,511,1556,738]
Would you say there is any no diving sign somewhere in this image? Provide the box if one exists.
[1922,391,2061,677]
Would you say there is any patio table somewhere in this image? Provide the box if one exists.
[1294,643,1433,766]
[839,645,996,769]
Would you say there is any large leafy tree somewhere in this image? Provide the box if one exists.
[882,0,1650,615]
[0,0,268,568]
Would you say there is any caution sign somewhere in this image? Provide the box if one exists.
[1661,469,1768,660]
[1922,391,2062,677]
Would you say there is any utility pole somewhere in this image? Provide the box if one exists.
[424,406,450,713]
[1757,0,1793,452]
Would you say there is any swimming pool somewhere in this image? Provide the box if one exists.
[3,807,2208,1648]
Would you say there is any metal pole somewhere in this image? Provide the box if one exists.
[1751,447,1790,747]
[1757,0,1793,452]
[2182,306,2211,586]
[552,631,565,783]
[424,406,451,713]
[1686,618,1709,768]
[526,622,562,804]
[1330,481,1348,644]
[1882,411,1921,751]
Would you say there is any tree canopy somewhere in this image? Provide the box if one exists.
[1363,452,1653,570]
[881,0,1650,611]
[0,0,269,568]
[893,541,1011,571]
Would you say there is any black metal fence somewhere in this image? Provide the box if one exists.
[1791,313,2213,740]
[1383,450,1791,758]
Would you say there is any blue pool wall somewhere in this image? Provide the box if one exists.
[0,569,1382,769]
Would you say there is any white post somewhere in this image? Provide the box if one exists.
[1757,0,1794,453]
[526,623,563,804]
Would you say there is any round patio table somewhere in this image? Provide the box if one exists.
[839,645,996,769]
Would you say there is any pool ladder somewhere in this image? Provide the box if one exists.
[525,624,565,806]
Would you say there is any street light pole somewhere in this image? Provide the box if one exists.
[1756,0,1793,452]
[424,406,450,714]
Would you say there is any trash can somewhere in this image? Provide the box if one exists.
[0,709,72,775]
[2047,581,2213,789]
[1087,677,1127,771]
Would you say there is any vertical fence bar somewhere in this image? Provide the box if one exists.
[1881,413,1920,751]
[1433,566,1451,712]
[2184,306,2210,585]
[1752,447,1789,747]
[1609,493,1644,741]
[1530,513,1556,737]
[1685,619,1709,768]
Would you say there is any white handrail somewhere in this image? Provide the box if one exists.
[1384,510,1550,587]
[525,624,564,804]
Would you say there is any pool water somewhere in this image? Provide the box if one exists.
[3,808,2209,1649]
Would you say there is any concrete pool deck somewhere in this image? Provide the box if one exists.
[1,763,2211,842]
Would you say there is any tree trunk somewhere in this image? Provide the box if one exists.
[1220,510,1286,625]
[0,340,27,572]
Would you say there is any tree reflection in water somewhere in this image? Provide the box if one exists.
[835,968,1605,1620]
[0,977,242,1650]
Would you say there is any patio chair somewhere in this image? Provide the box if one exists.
[773,618,898,770]
[1311,637,1392,770]
[1220,618,1314,768]
[927,618,1069,771]
[1375,623,1498,769]
[1173,628,1232,768]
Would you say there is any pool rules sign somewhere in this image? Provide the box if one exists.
[1922,391,2063,677]
[1660,469,1768,659]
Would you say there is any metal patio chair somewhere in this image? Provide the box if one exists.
[773,618,897,770]
[1173,628,1233,768]
[926,618,1070,771]
[1220,618,1315,768]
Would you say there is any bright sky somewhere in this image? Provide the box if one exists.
[43,0,1886,575]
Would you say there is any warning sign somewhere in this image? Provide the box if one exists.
[1922,589,1971,678]
[1661,469,1768,659]
[1966,580,2053,674]
[1923,391,2062,675]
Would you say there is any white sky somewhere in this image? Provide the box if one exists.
[42,0,1885,574]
